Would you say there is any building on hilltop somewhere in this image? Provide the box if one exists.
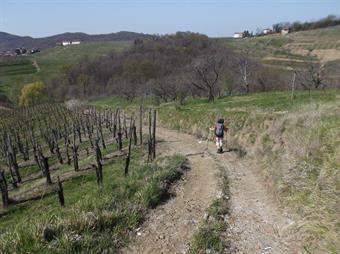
[233,32,244,39]
[263,28,273,35]
[281,28,290,35]
[15,47,27,55]
[58,41,81,46]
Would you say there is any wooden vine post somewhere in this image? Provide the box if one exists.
[152,109,156,160]
[147,109,157,162]
[148,109,152,162]
[55,141,63,165]
[6,134,21,183]
[72,137,79,171]
[0,170,9,208]
[139,105,143,147]
[117,111,123,151]
[66,143,71,165]
[124,119,134,176]
[93,138,103,185]
[133,121,137,146]
[57,176,65,207]
[41,155,52,184]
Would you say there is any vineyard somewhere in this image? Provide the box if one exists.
[0,103,185,253]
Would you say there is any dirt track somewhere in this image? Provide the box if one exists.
[123,127,300,254]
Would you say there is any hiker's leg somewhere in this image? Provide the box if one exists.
[215,137,220,153]
[219,138,223,151]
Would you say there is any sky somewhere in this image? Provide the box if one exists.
[0,0,339,38]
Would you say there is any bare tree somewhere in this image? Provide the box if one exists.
[297,59,325,93]
[236,47,255,93]
[191,55,223,102]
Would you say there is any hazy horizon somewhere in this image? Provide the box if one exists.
[1,0,339,38]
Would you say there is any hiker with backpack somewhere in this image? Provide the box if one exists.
[210,118,228,153]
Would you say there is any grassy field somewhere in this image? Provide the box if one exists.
[0,41,132,104]
[0,59,36,76]
[92,89,340,253]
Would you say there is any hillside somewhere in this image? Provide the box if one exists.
[0,41,132,104]
[2,26,339,107]
[0,31,150,51]
[218,25,340,74]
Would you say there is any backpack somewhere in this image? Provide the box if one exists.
[215,123,224,137]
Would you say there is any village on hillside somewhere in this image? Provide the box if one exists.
[233,26,289,38]
[0,40,81,57]
[233,15,340,38]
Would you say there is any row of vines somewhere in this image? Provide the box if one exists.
[0,103,157,214]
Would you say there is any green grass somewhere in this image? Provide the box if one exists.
[261,59,308,69]
[0,61,36,76]
[188,170,230,254]
[93,89,338,112]
[0,152,186,253]
[0,41,132,103]
[289,25,340,40]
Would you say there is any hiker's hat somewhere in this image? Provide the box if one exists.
[217,118,224,124]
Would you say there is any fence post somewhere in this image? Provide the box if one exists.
[152,109,156,160]
[57,176,65,207]
[124,119,134,176]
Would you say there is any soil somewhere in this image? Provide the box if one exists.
[122,127,219,254]
[122,127,301,254]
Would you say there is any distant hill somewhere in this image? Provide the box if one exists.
[0,31,151,51]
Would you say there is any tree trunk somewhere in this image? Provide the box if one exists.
[291,72,296,100]
[208,90,214,102]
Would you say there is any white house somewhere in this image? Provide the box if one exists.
[61,41,81,46]
[281,28,290,35]
[263,28,272,35]
[233,32,244,39]
[61,41,71,46]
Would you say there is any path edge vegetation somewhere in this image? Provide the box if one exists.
[187,164,231,254]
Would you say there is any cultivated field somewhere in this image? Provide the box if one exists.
[219,25,340,70]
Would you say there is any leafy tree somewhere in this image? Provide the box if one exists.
[19,82,46,107]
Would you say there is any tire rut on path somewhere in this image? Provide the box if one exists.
[123,127,300,254]
[122,127,219,254]
[216,156,301,254]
